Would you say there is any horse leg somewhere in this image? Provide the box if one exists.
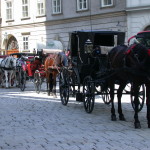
[133,84,141,128]
[0,70,4,88]
[47,77,50,96]
[117,82,126,121]
[52,73,57,98]
[146,84,150,128]
[110,83,116,121]
[49,73,53,96]
[13,70,17,87]
[47,81,50,96]
[9,70,14,87]
[5,70,9,88]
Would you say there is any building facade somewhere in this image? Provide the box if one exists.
[0,0,2,51]
[1,0,127,54]
[126,0,150,39]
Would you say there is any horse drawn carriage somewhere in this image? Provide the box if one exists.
[33,48,66,95]
[59,30,150,128]
[59,30,127,111]
[9,52,41,91]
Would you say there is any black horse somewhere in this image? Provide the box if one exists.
[107,43,150,128]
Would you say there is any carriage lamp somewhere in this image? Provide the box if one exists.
[84,39,93,54]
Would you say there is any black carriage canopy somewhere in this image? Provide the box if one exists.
[69,30,125,57]
[10,52,38,58]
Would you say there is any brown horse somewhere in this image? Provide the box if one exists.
[44,52,67,97]
[107,43,150,128]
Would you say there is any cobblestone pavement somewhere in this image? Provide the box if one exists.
[0,81,150,150]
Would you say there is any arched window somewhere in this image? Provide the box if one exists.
[7,36,19,50]
[144,26,150,31]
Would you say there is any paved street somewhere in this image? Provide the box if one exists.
[0,81,150,150]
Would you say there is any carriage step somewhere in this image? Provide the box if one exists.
[76,93,85,102]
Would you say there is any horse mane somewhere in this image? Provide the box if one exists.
[108,44,128,68]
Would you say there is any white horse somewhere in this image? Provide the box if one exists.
[0,56,17,88]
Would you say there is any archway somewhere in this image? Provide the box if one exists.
[7,36,19,50]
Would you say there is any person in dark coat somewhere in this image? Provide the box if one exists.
[93,46,101,56]
[59,50,68,67]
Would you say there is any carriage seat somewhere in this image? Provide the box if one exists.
[100,46,113,54]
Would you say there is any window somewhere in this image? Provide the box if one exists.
[22,0,29,18]
[101,0,113,7]
[6,1,13,20]
[37,0,45,16]
[23,36,29,50]
[52,0,61,14]
[77,0,88,11]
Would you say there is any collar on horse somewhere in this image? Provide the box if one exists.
[124,44,136,55]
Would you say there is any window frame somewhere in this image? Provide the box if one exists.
[22,0,29,18]
[77,0,88,11]
[52,0,62,14]
[101,0,113,8]
[23,36,29,51]
[6,1,13,21]
[37,0,45,16]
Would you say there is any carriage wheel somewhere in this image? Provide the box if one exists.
[59,69,69,105]
[15,71,20,87]
[83,76,95,113]
[101,88,111,104]
[34,71,41,94]
[130,84,145,112]
[20,70,26,91]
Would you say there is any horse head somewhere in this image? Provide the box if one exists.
[126,43,150,74]
[0,56,16,69]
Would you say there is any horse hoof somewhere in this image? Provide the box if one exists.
[111,115,117,121]
[119,115,126,121]
[134,122,141,129]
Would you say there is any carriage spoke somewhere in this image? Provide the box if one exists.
[34,72,41,94]
[59,69,69,105]
[83,76,95,113]
[131,84,145,112]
